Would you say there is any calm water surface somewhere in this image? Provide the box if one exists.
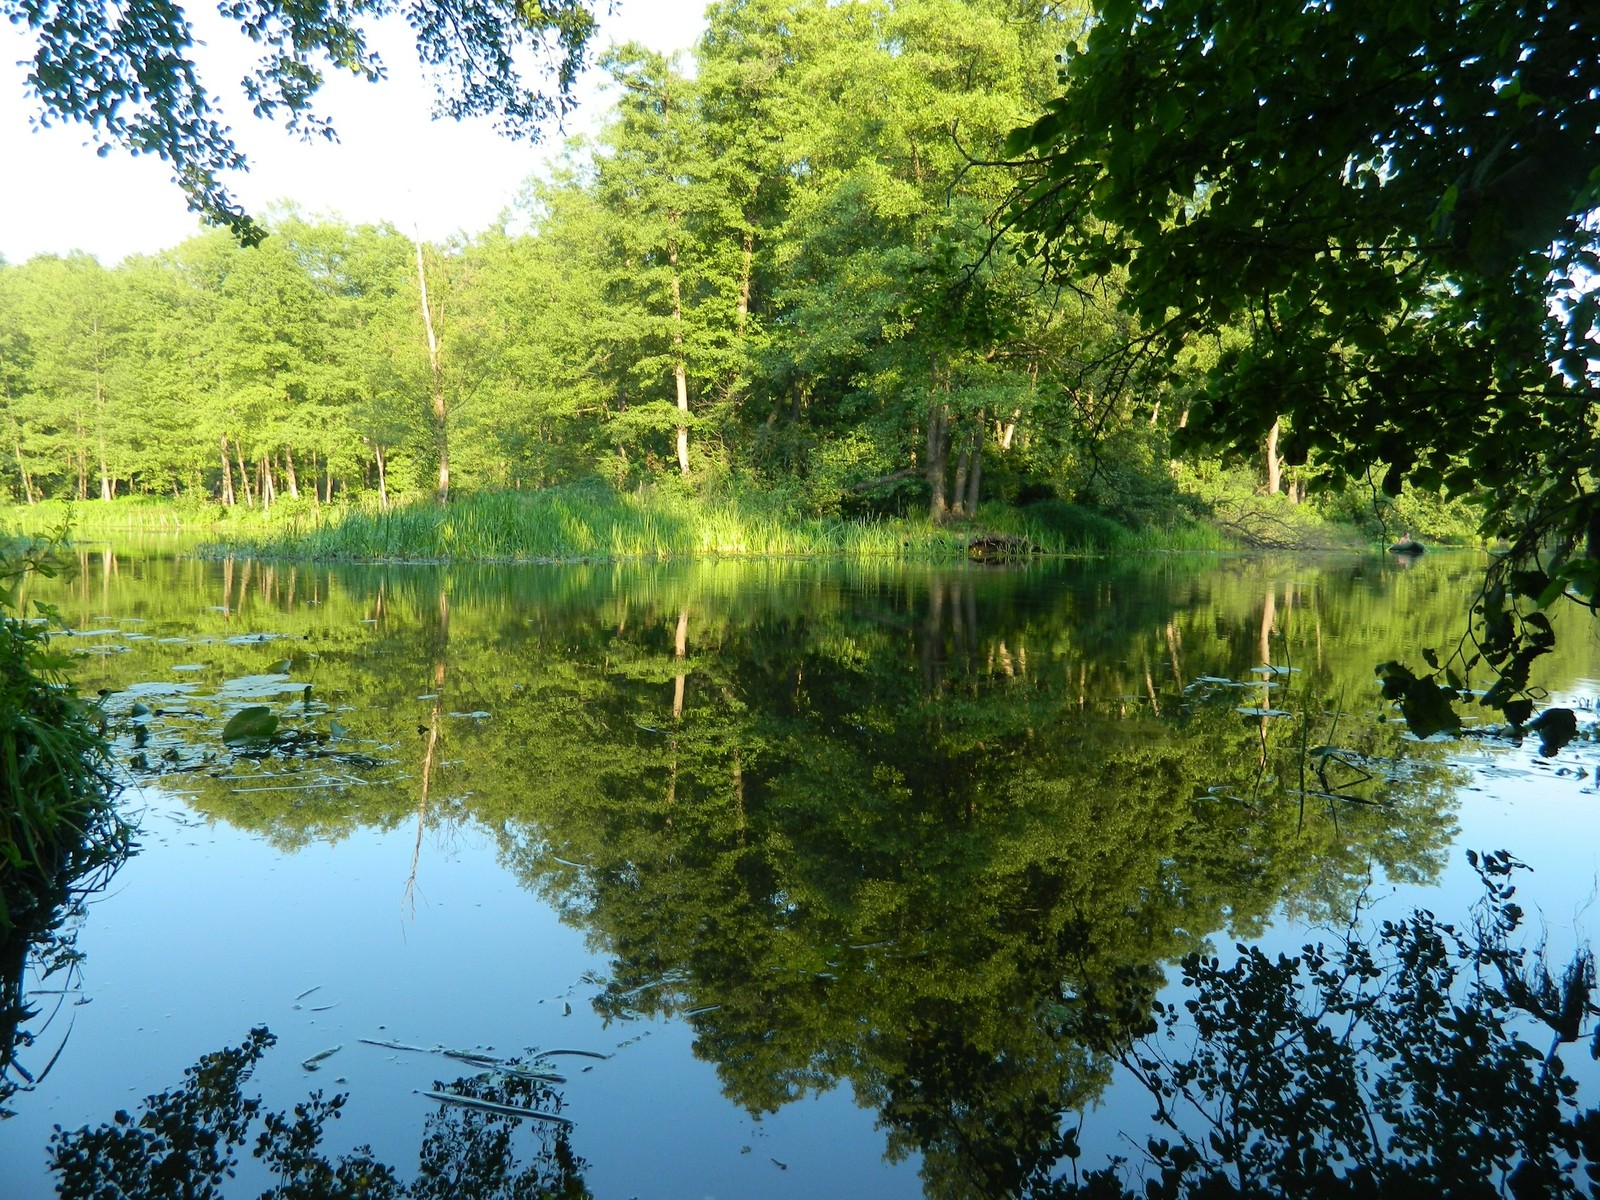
[4,548,1600,1198]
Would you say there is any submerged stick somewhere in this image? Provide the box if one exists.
[421,1090,575,1126]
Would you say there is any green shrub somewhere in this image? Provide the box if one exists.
[0,532,129,935]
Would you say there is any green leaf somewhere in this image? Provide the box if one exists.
[222,706,278,745]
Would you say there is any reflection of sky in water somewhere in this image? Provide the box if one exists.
[1,787,916,1200]
[5,549,1600,1197]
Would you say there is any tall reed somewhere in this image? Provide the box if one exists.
[203,485,1197,563]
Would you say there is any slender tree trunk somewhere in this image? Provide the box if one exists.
[73,415,87,499]
[669,223,690,476]
[283,447,300,500]
[1264,417,1283,495]
[405,588,451,914]
[94,321,112,502]
[374,444,389,512]
[415,238,449,504]
[951,433,971,520]
[964,416,984,515]
[219,436,235,505]
[260,455,275,513]
[13,438,34,504]
[736,228,754,331]
[926,402,950,522]
[672,606,689,721]
[235,439,253,507]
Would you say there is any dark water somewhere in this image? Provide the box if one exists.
[4,548,1600,1198]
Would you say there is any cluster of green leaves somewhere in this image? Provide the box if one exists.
[8,0,600,243]
[1006,0,1600,720]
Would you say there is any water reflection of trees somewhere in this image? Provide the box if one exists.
[46,1028,590,1200]
[483,572,1464,1197]
[37,552,1551,1196]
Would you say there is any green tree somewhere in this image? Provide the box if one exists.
[593,43,733,478]
[1007,0,1600,718]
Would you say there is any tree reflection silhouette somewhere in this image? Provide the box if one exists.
[1040,851,1600,1199]
[47,1029,590,1200]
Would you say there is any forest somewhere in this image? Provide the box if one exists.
[0,0,1450,545]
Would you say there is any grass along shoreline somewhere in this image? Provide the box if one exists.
[4,486,1251,563]
[191,487,1232,562]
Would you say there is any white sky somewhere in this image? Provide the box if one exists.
[0,0,708,265]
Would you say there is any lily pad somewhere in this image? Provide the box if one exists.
[215,674,308,701]
[222,706,279,744]
[117,681,198,699]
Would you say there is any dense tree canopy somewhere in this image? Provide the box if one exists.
[9,0,1213,529]
[6,0,601,242]
[1007,0,1600,717]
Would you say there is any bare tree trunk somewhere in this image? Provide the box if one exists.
[669,222,690,476]
[1264,417,1282,495]
[260,454,275,513]
[999,408,1021,451]
[283,446,300,499]
[415,238,449,504]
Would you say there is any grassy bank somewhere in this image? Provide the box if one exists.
[0,535,131,936]
[187,485,1231,562]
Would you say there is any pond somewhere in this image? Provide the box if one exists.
[3,547,1600,1198]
